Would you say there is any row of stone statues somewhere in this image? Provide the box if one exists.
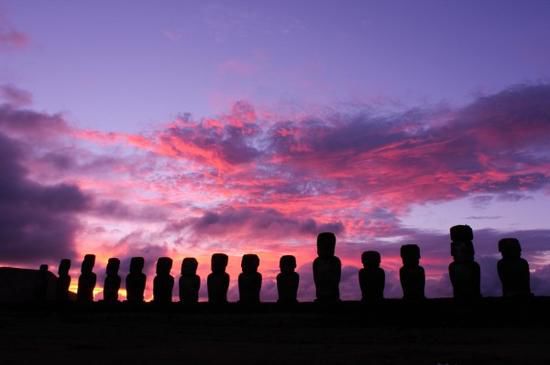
[48,225,531,304]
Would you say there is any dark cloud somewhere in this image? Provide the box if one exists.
[0,132,89,264]
[166,206,344,240]
[0,84,32,107]
[92,199,169,222]
[496,192,533,202]
[470,195,494,208]
[159,102,262,167]
[465,216,502,220]
[267,114,408,158]
[0,104,69,140]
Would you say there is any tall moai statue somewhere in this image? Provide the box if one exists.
[77,254,97,303]
[238,254,262,304]
[56,259,71,303]
[498,238,531,298]
[277,255,299,304]
[103,258,121,303]
[179,257,200,303]
[207,253,230,304]
[399,244,425,300]
[449,225,481,301]
[359,251,385,302]
[126,257,146,304]
[313,232,341,302]
[153,257,174,304]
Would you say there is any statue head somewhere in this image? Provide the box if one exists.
[81,254,96,274]
[279,255,297,274]
[450,225,474,242]
[498,238,522,259]
[106,257,120,276]
[58,259,71,276]
[129,257,145,274]
[317,232,336,258]
[241,254,260,274]
[181,257,199,276]
[156,257,173,276]
[400,244,421,266]
[211,253,228,274]
[361,251,381,268]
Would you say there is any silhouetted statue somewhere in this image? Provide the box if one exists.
[238,254,262,304]
[498,238,531,298]
[179,257,200,303]
[103,257,121,303]
[359,251,385,302]
[448,225,481,301]
[313,232,341,302]
[77,254,96,303]
[207,253,230,304]
[35,264,50,302]
[450,225,475,260]
[277,255,299,304]
[153,257,174,304]
[56,259,71,303]
[400,244,425,300]
[126,257,146,304]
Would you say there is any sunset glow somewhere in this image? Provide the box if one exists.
[1,1,550,301]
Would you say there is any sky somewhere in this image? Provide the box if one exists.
[1,0,550,301]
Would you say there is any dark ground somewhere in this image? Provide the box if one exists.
[1,298,549,365]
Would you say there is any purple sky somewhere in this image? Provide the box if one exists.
[3,0,550,130]
[1,1,550,301]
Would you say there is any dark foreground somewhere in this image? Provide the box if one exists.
[1,298,550,365]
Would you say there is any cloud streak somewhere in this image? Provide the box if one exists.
[0,85,32,107]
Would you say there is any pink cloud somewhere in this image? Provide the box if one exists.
[0,16,29,50]
[2,83,550,299]
[0,29,28,49]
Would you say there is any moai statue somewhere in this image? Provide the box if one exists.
[498,238,531,298]
[35,264,50,302]
[56,259,71,303]
[359,251,385,302]
[277,255,299,304]
[179,257,200,303]
[125,257,146,304]
[207,253,230,304]
[448,225,481,301]
[153,257,174,304]
[313,232,341,303]
[399,244,425,300]
[103,257,121,303]
[77,254,97,303]
[238,254,262,304]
